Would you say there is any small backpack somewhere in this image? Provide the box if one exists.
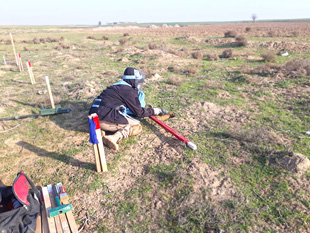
[0,171,41,233]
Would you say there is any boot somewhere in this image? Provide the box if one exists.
[129,124,142,136]
[102,131,123,151]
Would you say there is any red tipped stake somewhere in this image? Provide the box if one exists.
[18,53,24,71]
[26,62,35,84]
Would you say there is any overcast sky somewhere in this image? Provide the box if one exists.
[0,0,309,25]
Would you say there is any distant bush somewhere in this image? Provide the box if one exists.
[119,38,127,45]
[167,76,183,86]
[224,31,237,38]
[181,47,189,56]
[167,65,181,73]
[183,67,199,76]
[245,27,251,32]
[243,59,310,79]
[123,33,129,36]
[32,38,40,44]
[267,31,276,37]
[102,36,109,40]
[222,49,233,58]
[292,31,299,37]
[148,43,158,49]
[205,54,218,61]
[261,53,276,62]
[87,36,96,40]
[116,48,124,53]
[191,51,203,59]
[235,36,247,46]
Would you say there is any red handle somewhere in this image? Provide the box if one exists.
[149,116,190,143]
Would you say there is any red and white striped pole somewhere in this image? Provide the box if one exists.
[26,62,35,84]
[149,116,197,150]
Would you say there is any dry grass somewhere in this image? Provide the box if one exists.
[205,54,219,61]
[221,49,233,58]
[119,38,128,45]
[167,76,183,86]
[191,51,203,60]
[235,36,247,46]
[224,31,237,38]
[261,53,276,62]
[148,43,158,50]
[183,67,199,76]
[243,59,310,78]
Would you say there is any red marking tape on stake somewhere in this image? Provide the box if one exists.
[92,114,101,130]
[28,61,31,67]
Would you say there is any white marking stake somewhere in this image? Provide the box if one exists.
[45,76,55,109]
[3,56,6,65]
[16,54,21,72]
[26,62,35,84]
[18,53,24,71]
[9,33,18,66]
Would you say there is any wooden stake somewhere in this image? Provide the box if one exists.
[35,212,41,233]
[18,53,24,71]
[3,55,6,65]
[27,62,35,84]
[45,76,55,109]
[47,185,62,233]
[91,113,108,172]
[9,33,18,66]
[40,193,49,233]
[30,62,35,83]
[42,186,56,233]
[16,54,21,72]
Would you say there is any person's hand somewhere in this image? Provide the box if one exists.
[153,108,162,115]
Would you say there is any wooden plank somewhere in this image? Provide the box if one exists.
[45,76,55,109]
[95,129,108,172]
[58,183,78,233]
[35,213,41,233]
[54,185,71,233]
[91,113,108,172]
[41,197,49,233]
[93,144,102,172]
[47,185,63,233]
[89,115,102,172]
[42,186,56,233]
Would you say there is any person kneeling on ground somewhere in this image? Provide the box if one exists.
[89,67,162,150]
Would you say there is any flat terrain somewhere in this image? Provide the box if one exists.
[0,22,310,232]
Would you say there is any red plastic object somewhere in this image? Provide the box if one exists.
[149,116,197,150]
[12,171,30,205]
[92,114,101,130]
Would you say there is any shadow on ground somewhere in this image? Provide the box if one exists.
[16,141,95,171]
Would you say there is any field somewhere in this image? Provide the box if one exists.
[0,22,310,232]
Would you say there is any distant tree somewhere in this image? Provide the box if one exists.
[252,14,257,22]
[98,21,102,26]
